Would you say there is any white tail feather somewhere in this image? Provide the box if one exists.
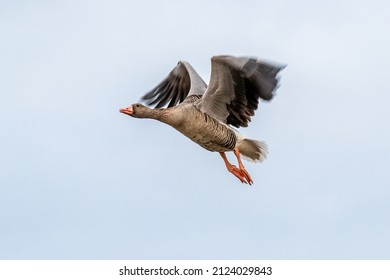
[238,139,268,162]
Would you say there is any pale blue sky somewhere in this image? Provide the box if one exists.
[1,0,389,259]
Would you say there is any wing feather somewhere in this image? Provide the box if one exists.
[142,61,207,108]
[196,55,284,128]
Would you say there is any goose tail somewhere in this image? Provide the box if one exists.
[237,138,268,162]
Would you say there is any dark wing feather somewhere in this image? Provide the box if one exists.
[197,55,284,128]
[142,61,207,108]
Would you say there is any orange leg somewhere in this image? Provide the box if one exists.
[219,149,253,185]
[233,148,253,185]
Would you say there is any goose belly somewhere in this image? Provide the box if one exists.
[175,114,237,152]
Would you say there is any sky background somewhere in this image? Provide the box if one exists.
[1,0,389,259]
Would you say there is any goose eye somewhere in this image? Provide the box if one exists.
[136,104,139,107]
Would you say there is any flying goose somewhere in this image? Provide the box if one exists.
[120,55,283,185]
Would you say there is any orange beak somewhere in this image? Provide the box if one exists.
[119,105,134,115]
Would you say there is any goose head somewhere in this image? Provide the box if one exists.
[120,103,155,119]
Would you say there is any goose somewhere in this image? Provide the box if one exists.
[120,55,283,185]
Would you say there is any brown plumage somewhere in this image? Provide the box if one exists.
[120,55,284,185]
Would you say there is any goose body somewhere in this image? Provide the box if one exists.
[120,55,284,185]
[168,104,237,152]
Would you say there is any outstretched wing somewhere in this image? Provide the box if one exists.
[196,55,284,128]
[141,61,207,108]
